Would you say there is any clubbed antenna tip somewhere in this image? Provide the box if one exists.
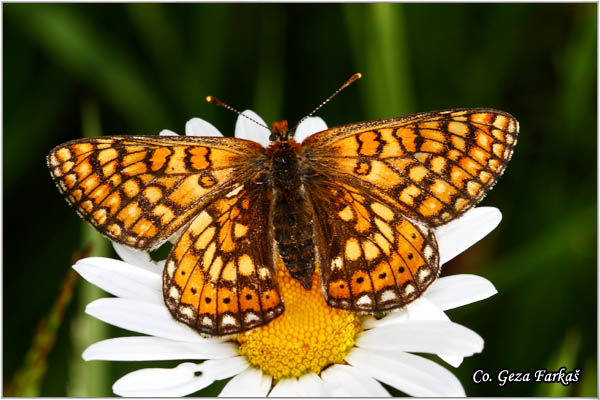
[205,95,270,130]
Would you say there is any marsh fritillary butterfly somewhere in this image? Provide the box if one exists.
[48,75,518,336]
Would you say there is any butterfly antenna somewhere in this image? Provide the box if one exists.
[290,72,362,132]
[206,95,271,131]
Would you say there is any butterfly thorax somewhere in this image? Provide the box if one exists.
[266,139,315,290]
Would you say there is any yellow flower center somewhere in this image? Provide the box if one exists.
[236,262,361,380]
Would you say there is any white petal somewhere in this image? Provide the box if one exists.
[113,358,248,397]
[438,354,463,369]
[235,110,270,147]
[293,116,328,143]
[85,298,224,343]
[160,129,179,136]
[73,257,162,305]
[321,364,390,397]
[356,320,483,357]
[436,207,501,265]
[268,377,298,397]
[83,336,238,361]
[219,367,271,397]
[113,362,206,397]
[268,374,328,397]
[426,274,497,311]
[112,242,162,274]
[362,308,408,329]
[296,373,328,396]
[407,298,463,367]
[185,117,223,137]
[346,347,465,397]
[407,297,447,320]
[201,356,249,381]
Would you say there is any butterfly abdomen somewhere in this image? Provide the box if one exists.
[268,141,316,289]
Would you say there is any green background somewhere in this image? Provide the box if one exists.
[3,3,597,397]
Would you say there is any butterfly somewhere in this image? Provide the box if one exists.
[47,79,518,337]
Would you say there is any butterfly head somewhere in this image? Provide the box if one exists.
[269,120,292,142]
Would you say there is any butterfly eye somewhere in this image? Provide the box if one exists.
[269,132,279,142]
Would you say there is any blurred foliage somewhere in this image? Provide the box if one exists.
[3,3,596,397]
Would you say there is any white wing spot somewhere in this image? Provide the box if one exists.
[403,283,416,296]
[167,260,177,278]
[259,267,271,279]
[423,245,434,261]
[221,315,238,327]
[418,268,431,282]
[168,286,181,301]
[244,312,260,324]
[226,185,244,198]
[356,295,372,307]
[49,154,59,167]
[201,316,213,327]
[331,257,343,270]
[380,289,397,302]
[179,305,195,319]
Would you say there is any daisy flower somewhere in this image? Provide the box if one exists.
[74,112,500,396]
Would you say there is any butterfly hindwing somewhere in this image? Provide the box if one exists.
[47,135,263,249]
[308,179,439,312]
[303,109,518,226]
[162,178,284,336]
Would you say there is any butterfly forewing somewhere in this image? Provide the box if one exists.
[47,135,263,249]
[303,109,518,226]
[163,179,284,336]
[308,178,439,311]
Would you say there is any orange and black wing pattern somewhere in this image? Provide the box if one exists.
[47,135,263,249]
[308,178,439,312]
[162,179,284,336]
[303,109,518,226]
